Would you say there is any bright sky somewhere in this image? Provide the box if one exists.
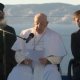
[0,0,80,5]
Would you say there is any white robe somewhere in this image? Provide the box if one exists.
[7,28,66,80]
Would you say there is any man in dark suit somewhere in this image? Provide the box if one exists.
[0,3,17,80]
[71,10,80,80]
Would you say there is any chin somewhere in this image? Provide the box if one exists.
[0,19,6,26]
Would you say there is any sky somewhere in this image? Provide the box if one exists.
[0,0,80,5]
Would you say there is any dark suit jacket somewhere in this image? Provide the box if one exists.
[71,29,80,61]
[0,25,17,79]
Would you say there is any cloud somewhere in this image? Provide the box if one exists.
[70,0,80,5]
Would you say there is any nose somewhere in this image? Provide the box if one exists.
[38,23,40,26]
[36,23,41,28]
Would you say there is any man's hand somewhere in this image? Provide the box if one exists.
[21,59,32,65]
[39,58,48,65]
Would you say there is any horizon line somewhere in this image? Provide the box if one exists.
[4,2,80,6]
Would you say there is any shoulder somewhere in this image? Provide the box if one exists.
[6,25,15,30]
[46,28,62,38]
[71,31,79,38]
[5,25,15,33]
[71,32,76,36]
[20,28,32,36]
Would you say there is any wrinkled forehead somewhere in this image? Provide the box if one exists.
[34,13,47,22]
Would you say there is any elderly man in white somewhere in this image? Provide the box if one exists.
[7,13,66,80]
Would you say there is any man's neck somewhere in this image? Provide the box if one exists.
[0,19,6,27]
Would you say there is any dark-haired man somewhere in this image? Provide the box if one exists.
[71,10,80,80]
[0,3,17,80]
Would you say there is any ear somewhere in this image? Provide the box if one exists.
[47,21,48,25]
[45,21,48,26]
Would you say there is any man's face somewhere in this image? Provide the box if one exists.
[77,18,80,27]
[0,11,6,26]
[74,17,80,28]
[0,11,4,21]
[34,15,48,34]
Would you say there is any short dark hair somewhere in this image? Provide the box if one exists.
[0,3,4,12]
[73,10,80,20]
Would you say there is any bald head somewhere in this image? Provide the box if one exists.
[33,13,48,34]
[34,13,47,22]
